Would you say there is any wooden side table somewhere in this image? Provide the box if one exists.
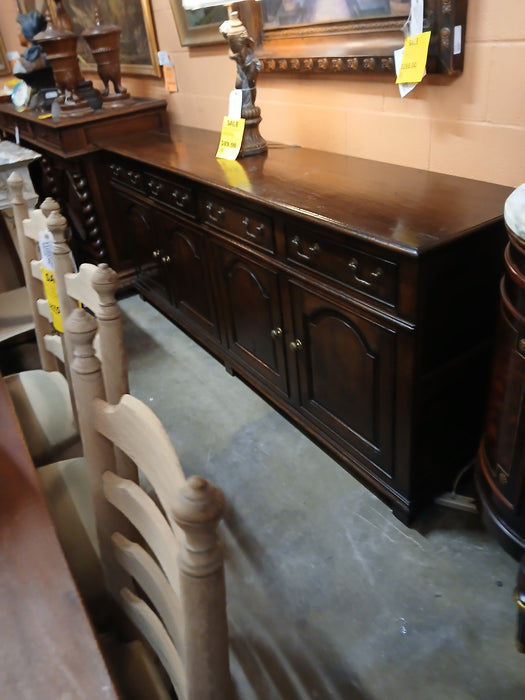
[0,99,167,286]
[476,187,525,560]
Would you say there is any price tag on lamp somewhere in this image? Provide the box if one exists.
[216,117,246,160]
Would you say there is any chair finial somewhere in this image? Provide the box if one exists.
[41,197,61,219]
[47,209,69,244]
[7,172,25,205]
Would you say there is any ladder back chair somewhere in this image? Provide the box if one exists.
[66,305,233,700]
[5,173,79,466]
[34,210,138,617]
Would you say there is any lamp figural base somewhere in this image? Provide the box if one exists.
[219,11,267,158]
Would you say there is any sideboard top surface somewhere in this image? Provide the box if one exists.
[0,99,167,131]
[97,124,511,255]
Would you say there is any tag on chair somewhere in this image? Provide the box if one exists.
[39,230,63,333]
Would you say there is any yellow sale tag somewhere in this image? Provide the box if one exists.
[396,31,431,84]
[216,117,245,161]
[41,267,63,332]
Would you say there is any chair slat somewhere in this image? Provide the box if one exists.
[36,297,53,323]
[111,531,184,651]
[64,264,102,315]
[119,587,187,700]
[43,333,64,362]
[93,396,186,531]
[102,471,181,593]
[30,259,43,280]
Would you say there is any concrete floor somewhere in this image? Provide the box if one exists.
[117,293,525,700]
[2,292,523,698]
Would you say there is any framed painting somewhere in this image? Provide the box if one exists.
[35,0,162,76]
[168,0,228,47]
[239,0,468,76]
[0,32,9,76]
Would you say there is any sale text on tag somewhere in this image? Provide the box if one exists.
[216,117,245,161]
[396,31,431,84]
[39,229,63,332]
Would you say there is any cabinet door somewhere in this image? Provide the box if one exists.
[161,216,220,341]
[113,190,170,307]
[289,281,395,477]
[215,245,289,397]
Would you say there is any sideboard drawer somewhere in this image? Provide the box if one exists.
[144,171,196,218]
[108,159,145,193]
[285,228,397,307]
[200,195,275,254]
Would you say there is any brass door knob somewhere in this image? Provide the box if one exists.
[270,327,283,338]
[290,339,302,351]
[152,249,160,258]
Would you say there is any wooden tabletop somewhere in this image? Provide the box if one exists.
[0,373,118,699]
[97,125,512,256]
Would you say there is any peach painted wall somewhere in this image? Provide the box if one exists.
[1,0,524,187]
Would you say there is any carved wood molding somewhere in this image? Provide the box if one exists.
[260,56,395,75]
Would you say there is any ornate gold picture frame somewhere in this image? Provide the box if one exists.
[18,0,161,77]
[0,32,9,76]
[239,0,468,76]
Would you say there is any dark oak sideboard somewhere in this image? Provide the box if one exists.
[92,125,510,523]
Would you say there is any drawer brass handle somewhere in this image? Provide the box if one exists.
[290,339,302,351]
[270,327,282,339]
[147,180,163,197]
[242,216,265,240]
[172,190,190,208]
[205,202,226,224]
[291,236,320,262]
[129,171,141,186]
[348,258,383,287]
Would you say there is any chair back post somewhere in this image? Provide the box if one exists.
[91,264,129,405]
[46,209,81,416]
[7,173,59,372]
[47,209,79,331]
[90,263,138,482]
[7,171,29,245]
[173,476,232,700]
[65,306,133,601]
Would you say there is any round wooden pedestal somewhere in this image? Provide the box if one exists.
[476,226,525,561]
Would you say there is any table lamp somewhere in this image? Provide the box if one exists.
[182,0,267,157]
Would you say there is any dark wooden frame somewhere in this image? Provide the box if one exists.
[239,0,468,76]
